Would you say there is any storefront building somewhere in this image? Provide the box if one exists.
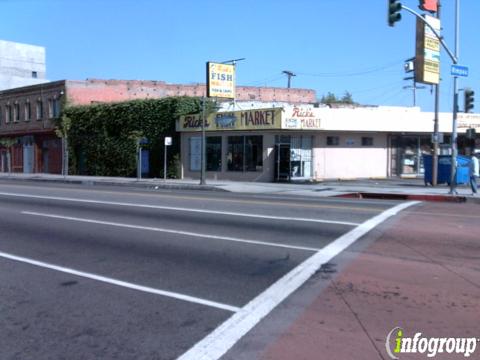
[178,104,480,182]
[0,80,315,174]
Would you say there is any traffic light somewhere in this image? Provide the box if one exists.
[388,0,402,27]
[465,88,475,113]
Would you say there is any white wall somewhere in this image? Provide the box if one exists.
[0,40,48,90]
[313,133,388,180]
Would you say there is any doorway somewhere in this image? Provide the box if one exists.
[275,143,291,181]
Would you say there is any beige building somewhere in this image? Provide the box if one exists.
[177,104,480,182]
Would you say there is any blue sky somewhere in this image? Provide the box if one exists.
[1,0,479,112]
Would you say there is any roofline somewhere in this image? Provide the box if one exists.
[0,80,66,96]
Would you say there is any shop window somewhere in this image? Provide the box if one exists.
[327,136,339,146]
[14,103,20,122]
[206,136,222,171]
[227,135,263,172]
[36,100,43,120]
[362,137,374,146]
[245,136,263,171]
[24,102,32,122]
[227,136,244,171]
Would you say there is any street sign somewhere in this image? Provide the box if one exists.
[451,65,469,77]
[164,137,172,146]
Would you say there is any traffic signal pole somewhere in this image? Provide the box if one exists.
[396,3,461,195]
[449,0,461,195]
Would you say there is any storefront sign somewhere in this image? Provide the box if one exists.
[282,106,323,130]
[177,108,282,132]
[458,113,480,131]
[207,62,235,99]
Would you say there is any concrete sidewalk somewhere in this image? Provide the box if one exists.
[0,173,478,202]
[254,201,480,360]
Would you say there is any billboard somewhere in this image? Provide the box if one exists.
[415,15,440,85]
[206,62,235,99]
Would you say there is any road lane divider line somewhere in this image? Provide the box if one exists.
[21,211,322,252]
[0,250,240,312]
[0,192,360,226]
[0,183,391,211]
[177,201,420,360]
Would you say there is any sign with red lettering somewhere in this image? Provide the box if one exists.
[282,106,324,130]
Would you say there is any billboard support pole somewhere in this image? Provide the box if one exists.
[432,0,441,186]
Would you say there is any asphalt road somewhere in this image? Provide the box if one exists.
[0,180,409,360]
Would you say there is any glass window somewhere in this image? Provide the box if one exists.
[327,136,339,146]
[5,105,12,123]
[24,102,31,122]
[206,137,222,171]
[53,98,61,118]
[189,136,201,171]
[362,137,374,146]
[14,103,20,122]
[227,136,263,172]
[245,136,263,171]
[32,71,38,78]
[36,100,43,120]
[227,136,244,171]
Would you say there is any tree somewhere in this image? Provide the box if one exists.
[319,91,356,105]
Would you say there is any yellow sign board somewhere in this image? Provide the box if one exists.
[415,15,440,85]
[207,62,235,99]
[177,108,282,132]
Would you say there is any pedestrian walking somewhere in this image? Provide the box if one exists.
[469,154,479,195]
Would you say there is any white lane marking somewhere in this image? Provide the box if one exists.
[0,192,360,226]
[21,211,322,252]
[0,251,240,313]
[177,201,420,360]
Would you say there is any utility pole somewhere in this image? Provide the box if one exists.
[282,70,296,88]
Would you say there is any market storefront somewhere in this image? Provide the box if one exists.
[177,104,480,182]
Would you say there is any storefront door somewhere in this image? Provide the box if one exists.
[392,135,432,177]
[275,144,290,181]
[275,135,313,181]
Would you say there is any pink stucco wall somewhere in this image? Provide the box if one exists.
[65,79,316,106]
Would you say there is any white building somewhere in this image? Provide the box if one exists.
[177,103,480,182]
[0,39,48,91]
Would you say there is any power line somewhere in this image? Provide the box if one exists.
[296,59,404,78]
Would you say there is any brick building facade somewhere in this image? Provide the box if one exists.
[0,79,316,174]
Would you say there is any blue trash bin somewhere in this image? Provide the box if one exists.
[423,154,470,186]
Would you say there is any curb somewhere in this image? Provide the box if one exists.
[334,192,470,203]
[0,176,228,192]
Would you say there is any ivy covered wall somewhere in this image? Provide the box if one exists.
[59,97,201,177]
